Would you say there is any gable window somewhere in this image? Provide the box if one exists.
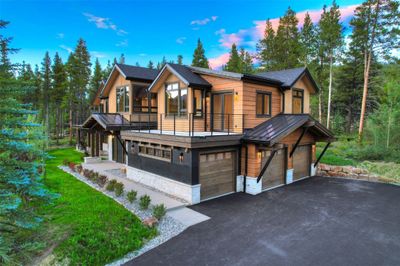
[292,89,304,114]
[193,89,203,117]
[165,83,187,116]
[116,86,129,112]
[256,92,271,116]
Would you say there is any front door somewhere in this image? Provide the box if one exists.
[212,93,233,131]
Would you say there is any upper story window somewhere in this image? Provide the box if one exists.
[292,89,304,114]
[116,86,129,112]
[193,89,203,117]
[165,83,187,116]
[256,92,271,116]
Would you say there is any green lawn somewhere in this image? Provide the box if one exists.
[19,148,156,265]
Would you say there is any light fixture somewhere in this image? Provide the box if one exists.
[257,151,262,159]
[179,152,184,163]
[234,91,239,101]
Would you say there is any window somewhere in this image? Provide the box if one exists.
[138,144,172,161]
[193,89,203,117]
[104,99,109,113]
[116,86,129,112]
[256,92,271,116]
[292,89,304,114]
[165,83,187,116]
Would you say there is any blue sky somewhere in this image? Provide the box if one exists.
[1,0,362,69]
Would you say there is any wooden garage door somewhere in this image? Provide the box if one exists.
[293,145,311,181]
[199,151,235,201]
[262,149,286,190]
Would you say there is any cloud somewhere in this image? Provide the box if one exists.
[209,53,230,69]
[191,16,218,26]
[116,39,128,47]
[59,44,73,53]
[56,33,64,39]
[83,12,128,35]
[90,51,106,58]
[176,37,187,44]
[139,53,147,57]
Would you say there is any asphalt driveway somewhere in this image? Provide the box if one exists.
[127,177,400,266]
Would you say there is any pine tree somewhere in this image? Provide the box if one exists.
[351,0,400,141]
[102,60,113,78]
[300,12,318,67]
[135,62,140,67]
[119,53,125,64]
[177,55,183,65]
[51,53,67,142]
[224,43,241,72]
[0,20,19,79]
[239,48,254,73]
[89,58,103,104]
[319,1,343,129]
[274,7,302,69]
[40,52,52,139]
[191,39,209,68]
[147,60,154,69]
[257,19,277,71]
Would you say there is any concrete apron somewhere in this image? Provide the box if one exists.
[82,160,210,227]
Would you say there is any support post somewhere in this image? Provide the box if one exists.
[314,142,331,167]
[257,149,277,183]
[115,134,128,156]
[290,127,308,157]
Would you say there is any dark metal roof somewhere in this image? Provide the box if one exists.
[81,113,140,131]
[255,67,319,92]
[167,64,212,88]
[116,63,159,82]
[243,114,335,145]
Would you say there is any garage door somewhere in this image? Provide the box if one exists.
[293,145,311,181]
[262,149,286,190]
[199,151,236,201]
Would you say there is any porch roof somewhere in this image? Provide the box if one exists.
[242,114,335,145]
[81,113,137,131]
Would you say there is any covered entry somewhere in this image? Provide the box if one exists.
[261,148,286,190]
[199,151,236,200]
[293,145,311,181]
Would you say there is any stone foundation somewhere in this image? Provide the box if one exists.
[317,163,382,182]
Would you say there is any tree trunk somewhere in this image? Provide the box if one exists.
[326,55,333,129]
[69,108,73,144]
[358,52,372,142]
[56,107,59,145]
[318,93,322,123]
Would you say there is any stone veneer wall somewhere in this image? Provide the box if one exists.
[317,163,384,183]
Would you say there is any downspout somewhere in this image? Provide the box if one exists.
[244,144,248,193]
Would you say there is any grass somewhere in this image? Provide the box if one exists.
[17,148,156,265]
[316,140,356,166]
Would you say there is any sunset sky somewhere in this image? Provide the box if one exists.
[1,0,362,69]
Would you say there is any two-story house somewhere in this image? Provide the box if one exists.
[79,63,334,204]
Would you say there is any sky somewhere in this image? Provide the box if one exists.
[1,0,362,70]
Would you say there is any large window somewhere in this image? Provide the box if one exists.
[292,89,304,114]
[165,83,187,116]
[116,86,129,112]
[138,143,172,162]
[256,92,271,116]
[193,89,203,117]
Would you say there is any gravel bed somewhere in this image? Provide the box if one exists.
[105,168,127,179]
[59,166,188,265]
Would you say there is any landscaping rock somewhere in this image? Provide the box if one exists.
[143,217,158,228]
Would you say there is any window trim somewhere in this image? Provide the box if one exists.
[292,88,304,114]
[165,82,187,117]
[256,91,272,117]
[193,88,204,118]
[116,85,130,113]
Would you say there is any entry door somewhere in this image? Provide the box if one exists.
[212,93,233,131]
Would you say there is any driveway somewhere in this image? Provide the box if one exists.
[126,177,400,266]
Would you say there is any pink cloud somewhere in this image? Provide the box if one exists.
[209,53,230,69]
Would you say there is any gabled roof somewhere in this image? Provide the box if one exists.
[242,114,335,145]
[255,67,319,92]
[81,113,157,131]
[115,63,159,82]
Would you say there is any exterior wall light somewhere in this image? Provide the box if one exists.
[257,151,262,159]
[234,91,239,101]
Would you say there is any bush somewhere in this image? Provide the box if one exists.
[126,190,137,203]
[76,164,83,173]
[153,204,166,220]
[97,175,108,188]
[106,179,117,191]
[83,169,90,178]
[114,182,124,197]
[139,195,151,210]
[68,162,76,172]
[63,159,69,166]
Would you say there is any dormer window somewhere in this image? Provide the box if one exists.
[165,82,187,116]
[292,89,304,114]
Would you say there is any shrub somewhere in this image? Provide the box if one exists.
[88,170,96,181]
[63,159,69,166]
[106,179,118,191]
[76,164,83,173]
[68,162,76,172]
[114,182,124,197]
[126,190,137,203]
[83,169,90,178]
[139,195,151,210]
[97,175,108,188]
[153,204,166,220]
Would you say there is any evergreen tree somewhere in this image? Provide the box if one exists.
[160,56,167,68]
[191,39,209,68]
[89,58,103,104]
[147,60,154,69]
[0,20,19,79]
[224,43,241,72]
[300,12,318,67]
[257,19,277,71]
[18,61,34,81]
[51,53,67,142]
[32,64,41,110]
[0,21,54,264]
[274,7,302,69]
[102,60,113,79]
[135,62,140,67]
[119,53,125,64]
[239,48,254,73]
[40,52,52,138]
[177,55,183,65]
[351,0,400,141]
[319,1,343,129]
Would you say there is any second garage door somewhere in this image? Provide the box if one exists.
[262,149,286,190]
[293,145,311,181]
[199,151,236,201]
